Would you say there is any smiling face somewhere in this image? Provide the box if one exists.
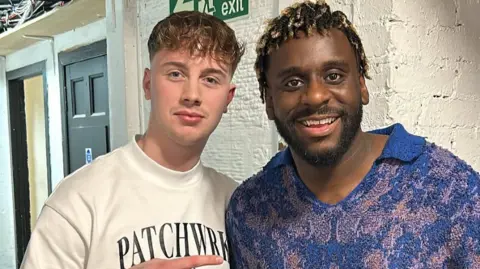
[265,29,369,166]
[143,49,236,147]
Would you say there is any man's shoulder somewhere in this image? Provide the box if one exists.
[202,165,241,207]
[46,145,130,210]
[408,142,480,203]
[227,163,283,210]
[230,149,292,200]
[375,123,478,180]
[203,165,239,191]
[419,142,478,179]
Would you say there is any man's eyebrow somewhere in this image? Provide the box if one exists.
[275,66,303,78]
[160,61,188,69]
[275,60,351,78]
[322,60,350,71]
[159,62,228,78]
[201,67,228,79]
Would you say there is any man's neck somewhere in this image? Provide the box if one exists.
[291,131,388,205]
[137,127,204,172]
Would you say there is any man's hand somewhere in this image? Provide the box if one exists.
[130,255,224,269]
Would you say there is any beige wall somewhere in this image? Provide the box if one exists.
[24,75,48,229]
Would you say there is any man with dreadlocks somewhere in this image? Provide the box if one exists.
[226,1,480,268]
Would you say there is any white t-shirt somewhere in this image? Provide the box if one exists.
[20,136,239,269]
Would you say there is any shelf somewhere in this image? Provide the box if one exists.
[0,0,106,56]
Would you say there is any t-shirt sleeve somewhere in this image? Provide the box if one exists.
[20,205,87,269]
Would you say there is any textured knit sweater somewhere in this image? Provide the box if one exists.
[226,124,480,268]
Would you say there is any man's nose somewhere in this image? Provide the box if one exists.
[302,79,332,107]
[180,79,202,106]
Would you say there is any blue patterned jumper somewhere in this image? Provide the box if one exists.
[226,124,480,268]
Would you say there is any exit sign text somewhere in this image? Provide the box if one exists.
[170,0,248,21]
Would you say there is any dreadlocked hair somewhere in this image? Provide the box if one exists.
[254,0,371,103]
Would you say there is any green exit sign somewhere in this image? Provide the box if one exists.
[170,0,248,21]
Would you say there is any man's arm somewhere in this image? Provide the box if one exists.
[453,170,480,267]
[20,205,87,269]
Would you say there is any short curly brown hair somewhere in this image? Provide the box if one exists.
[148,11,245,73]
[255,0,370,103]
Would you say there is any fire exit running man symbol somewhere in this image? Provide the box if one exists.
[169,0,248,21]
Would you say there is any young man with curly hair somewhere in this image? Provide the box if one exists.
[227,1,480,268]
[21,11,244,269]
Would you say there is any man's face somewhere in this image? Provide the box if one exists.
[143,49,236,147]
[265,29,369,166]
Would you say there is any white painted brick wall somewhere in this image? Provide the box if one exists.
[138,0,480,181]
[388,0,480,169]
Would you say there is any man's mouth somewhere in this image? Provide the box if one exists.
[294,115,341,138]
[301,117,339,127]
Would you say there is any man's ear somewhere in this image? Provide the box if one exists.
[224,84,236,113]
[265,88,275,120]
[143,68,152,100]
[359,76,369,105]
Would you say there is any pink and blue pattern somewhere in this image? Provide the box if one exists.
[226,124,480,268]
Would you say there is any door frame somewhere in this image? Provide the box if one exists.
[58,39,107,176]
[7,60,50,267]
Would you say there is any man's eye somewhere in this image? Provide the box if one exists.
[168,71,182,79]
[205,77,218,84]
[285,79,304,88]
[326,73,341,82]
